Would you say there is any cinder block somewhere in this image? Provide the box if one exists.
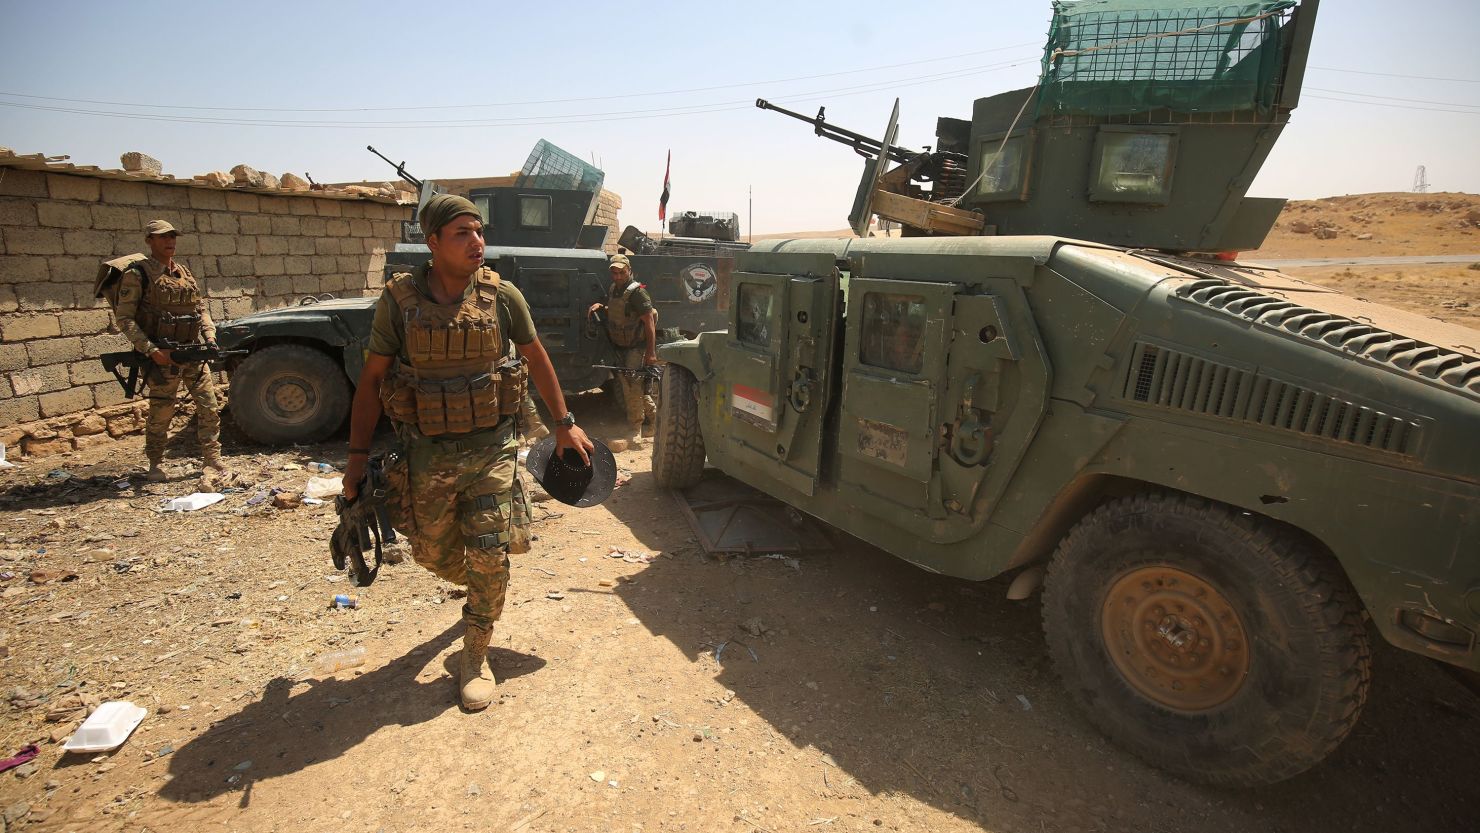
[6,228,65,255]
[340,202,365,218]
[206,299,226,321]
[326,218,351,237]
[210,212,241,236]
[0,374,10,398]
[311,255,337,275]
[288,237,315,255]
[282,255,311,276]
[240,214,272,235]
[224,297,255,318]
[336,255,362,273]
[91,204,142,231]
[59,309,113,336]
[315,237,342,255]
[261,275,292,296]
[236,236,257,256]
[0,255,49,284]
[0,343,27,372]
[0,169,47,198]
[0,285,16,313]
[192,213,212,234]
[69,359,114,385]
[200,235,236,256]
[0,395,40,427]
[292,274,320,294]
[224,192,260,213]
[288,197,316,216]
[39,385,95,417]
[92,381,129,408]
[300,216,328,236]
[147,184,191,208]
[0,198,37,227]
[270,215,301,236]
[253,255,286,276]
[256,235,288,255]
[172,235,201,257]
[11,362,71,395]
[189,188,229,211]
[62,229,116,257]
[349,219,373,238]
[215,255,255,278]
[2,314,62,341]
[314,199,343,217]
[46,174,101,202]
[82,332,130,353]
[26,336,84,365]
[259,195,291,215]
[100,179,150,206]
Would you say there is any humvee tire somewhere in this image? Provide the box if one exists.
[228,344,351,445]
[652,364,705,489]
[1041,493,1371,786]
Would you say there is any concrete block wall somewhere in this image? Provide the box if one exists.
[594,190,623,254]
[0,166,410,446]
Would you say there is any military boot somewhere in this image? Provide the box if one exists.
[627,424,645,449]
[145,449,167,482]
[201,446,227,472]
[458,623,497,710]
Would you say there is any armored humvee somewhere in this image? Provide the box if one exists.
[654,0,1480,785]
[216,143,743,445]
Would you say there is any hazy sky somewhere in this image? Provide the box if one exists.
[1,0,1476,234]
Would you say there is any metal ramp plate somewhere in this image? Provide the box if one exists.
[675,472,832,554]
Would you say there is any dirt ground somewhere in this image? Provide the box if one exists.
[2,193,1478,833]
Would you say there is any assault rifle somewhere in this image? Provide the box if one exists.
[366,145,424,190]
[332,457,398,587]
[100,343,246,398]
[594,363,663,382]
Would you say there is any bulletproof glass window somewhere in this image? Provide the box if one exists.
[1089,128,1178,204]
[736,283,774,348]
[472,194,493,227]
[524,270,571,308]
[860,292,927,374]
[976,134,1028,201]
[519,195,552,229]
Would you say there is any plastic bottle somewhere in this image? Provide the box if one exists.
[310,462,336,474]
[332,594,358,609]
[313,646,366,675]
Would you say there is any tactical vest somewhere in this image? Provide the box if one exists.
[379,267,528,437]
[138,260,202,345]
[605,281,648,348]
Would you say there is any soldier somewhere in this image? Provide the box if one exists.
[111,219,225,481]
[588,253,658,447]
[341,194,593,712]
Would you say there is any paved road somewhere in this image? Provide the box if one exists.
[1257,254,1480,268]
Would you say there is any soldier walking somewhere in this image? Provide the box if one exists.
[110,219,225,481]
[588,253,658,447]
[341,195,593,711]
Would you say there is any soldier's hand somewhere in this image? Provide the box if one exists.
[587,302,605,316]
[643,353,659,366]
[149,349,175,367]
[556,424,594,466]
[342,459,366,501]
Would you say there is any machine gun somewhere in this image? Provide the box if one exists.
[594,363,663,381]
[100,343,246,398]
[366,145,424,190]
[332,457,398,587]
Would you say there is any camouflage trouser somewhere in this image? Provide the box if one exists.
[144,362,221,463]
[616,346,656,428]
[390,421,531,630]
[518,392,548,437]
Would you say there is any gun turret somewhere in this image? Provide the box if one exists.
[366,145,424,190]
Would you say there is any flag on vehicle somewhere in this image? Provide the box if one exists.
[659,150,671,223]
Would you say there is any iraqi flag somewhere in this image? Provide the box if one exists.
[659,150,671,223]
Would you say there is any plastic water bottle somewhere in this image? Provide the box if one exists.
[310,462,336,473]
[332,594,358,609]
[313,646,366,675]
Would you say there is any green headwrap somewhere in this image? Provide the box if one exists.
[418,194,482,238]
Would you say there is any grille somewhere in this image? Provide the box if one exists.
[1176,279,1480,397]
[1123,343,1419,455]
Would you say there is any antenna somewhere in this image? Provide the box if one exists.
[1413,165,1430,193]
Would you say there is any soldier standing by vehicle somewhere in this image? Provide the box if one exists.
[341,194,593,712]
[110,220,225,481]
[588,253,658,447]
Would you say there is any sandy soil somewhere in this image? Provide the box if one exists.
[1,193,1477,833]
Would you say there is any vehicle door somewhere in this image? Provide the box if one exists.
[722,251,840,496]
[837,252,1049,533]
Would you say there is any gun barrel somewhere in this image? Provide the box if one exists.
[754,99,915,165]
[366,145,424,189]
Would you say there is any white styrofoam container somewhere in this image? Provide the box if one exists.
[63,701,147,753]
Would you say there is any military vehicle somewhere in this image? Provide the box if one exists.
[216,142,742,445]
[653,0,1480,786]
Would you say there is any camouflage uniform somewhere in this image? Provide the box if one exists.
[368,262,535,632]
[605,275,656,438]
[112,258,221,469]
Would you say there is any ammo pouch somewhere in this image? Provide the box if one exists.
[144,311,202,346]
[381,363,513,437]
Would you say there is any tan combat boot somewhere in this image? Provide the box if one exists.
[459,623,497,710]
[201,447,227,472]
[627,423,645,449]
[145,451,167,482]
[641,420,655,438]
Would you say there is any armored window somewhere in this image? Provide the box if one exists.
[736,283,774,347]
[519,195,552,229]
[1089,127,1178,204]
[859,292,926,374]
[472,194,493,227]
[975,134,1029,201]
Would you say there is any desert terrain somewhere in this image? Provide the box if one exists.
[0,193,1476,833]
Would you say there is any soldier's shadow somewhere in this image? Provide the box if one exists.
[156,624,545,806]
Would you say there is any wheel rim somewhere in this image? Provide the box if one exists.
[1101,565,1250,712]
[262,374,319,426]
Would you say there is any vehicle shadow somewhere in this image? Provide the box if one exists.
[604,467,1480,833]
[155,624,545,806]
